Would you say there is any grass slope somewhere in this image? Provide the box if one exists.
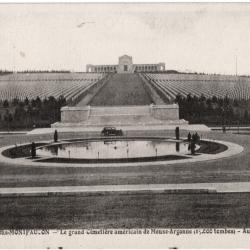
[90,74,152,106]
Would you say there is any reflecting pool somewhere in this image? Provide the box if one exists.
[37,139,191,159]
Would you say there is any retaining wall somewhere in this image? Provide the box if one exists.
[60,104,180,123]
[61,106,90,123]
[151,104,179,120]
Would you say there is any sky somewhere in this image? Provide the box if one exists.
[0,3,250,75]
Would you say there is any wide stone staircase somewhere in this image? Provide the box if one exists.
[86,105,159,126]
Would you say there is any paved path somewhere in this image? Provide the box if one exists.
[1,182,250,196]
[0,131,28,135]
[28,124,210,135]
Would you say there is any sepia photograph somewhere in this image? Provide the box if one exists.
[0,2,250,248]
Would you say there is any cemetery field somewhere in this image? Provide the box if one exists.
[145,73,250,101]
[0,73,104,102]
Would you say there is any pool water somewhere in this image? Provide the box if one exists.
[37,139,191,160]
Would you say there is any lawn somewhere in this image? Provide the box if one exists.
[90,73,153,106]
[0,192,250,229]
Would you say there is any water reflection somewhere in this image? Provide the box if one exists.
[37,139,189,159]
[176,142,180,152]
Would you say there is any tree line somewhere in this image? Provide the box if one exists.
[1,93,250,130]
[0,96,67,129]
[175,93,250,125]
[0,70,71,75]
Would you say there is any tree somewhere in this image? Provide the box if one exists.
[244,110,249,123]
[175,127,180,140]
[24,97,29,106]
[12,97,19,106]
[190,141,196,155]
[35,96,42,109]
[199,94,206,102]
[31,142,36,158]
[4,110,13,130]
[233,99,239,107]
[31,98,37,107]
[223,95,230,106]
[54,130,58,142]
[58,95,67,107]
[18,100,25,108]
[3,99,9,108]
[212,95,218,103]
[14,106,25,121]
[175,93,183,104]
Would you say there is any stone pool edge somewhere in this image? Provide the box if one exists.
[0,138,244,168]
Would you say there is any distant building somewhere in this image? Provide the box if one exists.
[86,55,165,73]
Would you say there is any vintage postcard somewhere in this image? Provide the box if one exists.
[0,2,250,249]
